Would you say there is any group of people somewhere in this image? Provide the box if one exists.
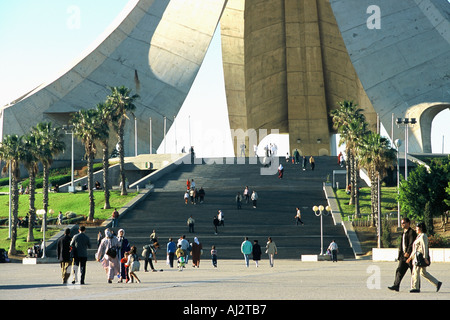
[388,218,442,293]
[56,225,91,284]
[241,237,278,267]
[291,149,316,171]
[184,179,206,205]
[242,186,258,209]
[167,235,204,271]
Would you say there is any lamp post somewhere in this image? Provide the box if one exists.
[396,117,416,181]
[394,138,402,228]
[62,125,75,193]
[313,205,332,255]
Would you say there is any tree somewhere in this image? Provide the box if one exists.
[331,100,368,217]
[71,108,108,221]
[22,133,40,242]
[398,159,450,224]
[107,86,139,196]
[31,122,65,226]
[359,132,396,228]
[0,135,25,255]
[96,102,114,209]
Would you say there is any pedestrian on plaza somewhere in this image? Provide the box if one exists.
[309,156,315,171]
[278,163,284,179]
[211,245,217,268]
[218,210,225,227]
[302,156,307,171]
[327,240,339,262]
[241,237,253,267]
[176,245,185,271]
[265,237,277,267]
[184,190,189,204]
[252,240,262,267]
[166,237,176,268]
[120,252,130,283]
[186,179,191,190]
[187,215,195,233]
[111,208,119,227]
[243,186,250,204]
[213,216,219,235]
[407,222,442,293]
[56,228,72,284]
[70,225,91,285]
[96,228,120,283]
[177,235,190,264]
[117,229,130,282]
[251,190,258,208]
[388,218,417,292]
[294,207,304,225]
[142,242,157,272]
[127,246,141,283]
[57,211,64,225]
[191,237,203,268]
[198,187,205,203]
[97,231,103,247]
[236,192,242,210]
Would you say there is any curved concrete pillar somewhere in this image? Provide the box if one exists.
[329,0,450,152]
[406,103,450,153]
[0,0,227,159]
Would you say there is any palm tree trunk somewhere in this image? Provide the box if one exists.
[118,123,127,196]
[102,144,111,209]
[27,171,36,242]
[354,157,361,218]
[41,164,49,232]
[87,151,95,221]
[9,175,19,255]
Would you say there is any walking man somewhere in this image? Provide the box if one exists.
[294,207,304,225]
[57,228,72,284]
[241,237,253,267]
[187,215,195,233]
[70,225,91,285]
[388,218,417,291]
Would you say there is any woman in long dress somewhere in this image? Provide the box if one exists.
[96,228,121,283]
[191,237,203,268]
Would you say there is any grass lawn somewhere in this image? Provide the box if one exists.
[334,187,401,253]
[0,190,138,222]
[335,186,399,221]
[0,190,139,256]
[0,227,60,256]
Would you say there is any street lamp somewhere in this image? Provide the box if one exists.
[396,117,416,181]
[62,125,75,193]
[394,138,402,228]
[313,205,332,255]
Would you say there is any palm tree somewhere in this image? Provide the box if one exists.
[31,122,65,227]
[106,86,139,196]
[0,135,25,255]
[359,131,396,245]
[71,108,108,221]
[96,102,114,209]
[331,100,368,217]
[22,133,40,242]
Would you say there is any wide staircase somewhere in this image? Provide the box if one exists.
[84,156,353,260]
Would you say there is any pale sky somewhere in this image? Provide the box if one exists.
[0,1,448,155]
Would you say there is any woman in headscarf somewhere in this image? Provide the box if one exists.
[117,229,130,283]
[191,237,203,268]
[96,228,121,283]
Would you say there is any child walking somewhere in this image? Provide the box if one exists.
[121,252,131,283]
[211,245,217,268]
[127,246,141,283]
[176,245,185,271]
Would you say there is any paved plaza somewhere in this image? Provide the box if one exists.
[1,259,448,302]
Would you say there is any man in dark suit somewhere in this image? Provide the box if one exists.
[70,226,91,285]
[57,228,72,284]
[388,218,417,291]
